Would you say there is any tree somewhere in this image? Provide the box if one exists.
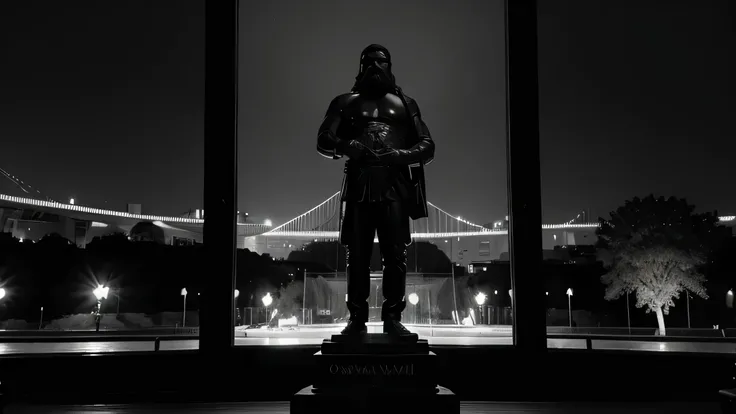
[597,195,723,335]
[274,281,304,319]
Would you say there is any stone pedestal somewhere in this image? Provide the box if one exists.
[291,334,459,414]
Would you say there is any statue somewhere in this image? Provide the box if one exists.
[316,44,435,337]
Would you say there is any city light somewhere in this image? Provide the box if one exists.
[264,219,272,227]
[475,292,487,306]
[408,292,419,305]
[69,198,75,205]
[0,288,5,300]
[262,292,273,307]
[234,289,240,298]
[567,288,573,296]
[93,285,109,300]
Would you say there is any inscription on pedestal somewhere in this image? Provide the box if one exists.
[328,363,415,376]
[314,351,436,392]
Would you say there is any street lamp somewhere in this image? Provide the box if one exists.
[408,292,419,305]
[93,285,109,332]
[475,292,487,306]
[408,292,419,324]
[181,288,188,327]
[262,292,273,323]
[728,289,734,309]
[566,288,573,328]
[0,289,5,328]
[475,292,487,324]
[262,292,272,307]
[233,289,240,327]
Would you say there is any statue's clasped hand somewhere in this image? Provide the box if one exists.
[368,147,403,165]
[340,140,367,160]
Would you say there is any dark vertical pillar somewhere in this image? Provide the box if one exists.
[201,0,239,357]
[504,0,547,353]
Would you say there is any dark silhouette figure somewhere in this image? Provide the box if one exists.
[317,44,435,337]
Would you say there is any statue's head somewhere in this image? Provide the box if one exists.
[352,44,396,94]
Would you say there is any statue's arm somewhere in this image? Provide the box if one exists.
[317,95,346,160]
[407,100,435,166]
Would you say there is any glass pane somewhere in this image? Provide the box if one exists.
[0,2,203,354]
[540,1,734,352]
[235,0,511,346]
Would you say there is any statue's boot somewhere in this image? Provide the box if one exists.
[382,300,418,340]
[341,300,368,336]
[340,320,367,336]
[383,320,417,339]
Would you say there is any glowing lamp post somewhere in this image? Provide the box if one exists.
[566,288,573,328]
[475,292,487,325]
[408,292,419,324]
[181,288,188,327]
[262,292,273,324]
[408,292,419,305]
[728,289,734,309]
[93,285,109,332]
[0,288,5,326]
[234,289,240,326]
[475,292,487,305]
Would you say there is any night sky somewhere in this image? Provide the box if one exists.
[1,1,733,227]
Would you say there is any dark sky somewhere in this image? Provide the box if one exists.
[1,1,734,227]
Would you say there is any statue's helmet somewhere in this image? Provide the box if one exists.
[353,44,396,93]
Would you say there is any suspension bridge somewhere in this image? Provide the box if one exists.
[2,168,734,243]
[261,191,599,240]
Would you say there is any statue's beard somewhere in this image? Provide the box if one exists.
[355,67,395,94]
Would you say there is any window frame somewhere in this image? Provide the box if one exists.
[199,0,548,356]
[4,0,732,407]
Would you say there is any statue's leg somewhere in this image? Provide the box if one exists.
[376,201,414,336]
[341,202,376,334]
